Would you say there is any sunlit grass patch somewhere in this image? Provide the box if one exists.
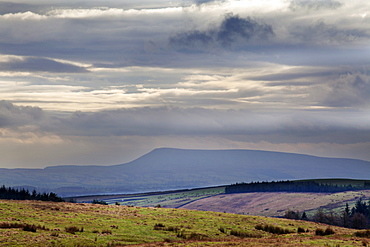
[0,199,365,246]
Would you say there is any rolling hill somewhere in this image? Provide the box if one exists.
[1,148,370,196]
[180,190,370,217]
[0,199,367,246]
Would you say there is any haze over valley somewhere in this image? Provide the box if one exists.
[1,148,370,197]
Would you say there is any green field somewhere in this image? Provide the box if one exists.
[0,199,369,246]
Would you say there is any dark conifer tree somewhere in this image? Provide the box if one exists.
[0,185,64,202]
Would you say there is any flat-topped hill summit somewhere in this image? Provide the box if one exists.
[1,148,369,196]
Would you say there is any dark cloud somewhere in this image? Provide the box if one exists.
[0,57,88,73]
[169,14,274,51]
[0,101,44,127]
[217,14,274,46]
[289,0,342,11]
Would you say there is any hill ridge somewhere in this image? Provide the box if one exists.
[0,148,369,196]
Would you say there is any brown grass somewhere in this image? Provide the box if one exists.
[0,199,367,246]
[180,190,370,217]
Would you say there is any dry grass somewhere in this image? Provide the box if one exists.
[181,190,370,217]
[0,199,368,246]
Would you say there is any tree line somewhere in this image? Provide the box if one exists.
[284,198,370,229]
[0,185,64,202]
[225,180,368,194]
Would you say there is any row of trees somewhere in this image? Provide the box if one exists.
[284,198,370,229]
[0,185,64,202]
[225,180,367,194]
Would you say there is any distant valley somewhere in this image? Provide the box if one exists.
[71,179,370,220]
[1,148,370,197]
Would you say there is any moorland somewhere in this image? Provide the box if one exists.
[71,179,370,218]
[1,149,370,246]
[0,199,370,246]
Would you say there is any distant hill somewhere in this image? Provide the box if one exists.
[0,148,370,196]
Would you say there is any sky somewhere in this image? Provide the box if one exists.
[0,0,369,168]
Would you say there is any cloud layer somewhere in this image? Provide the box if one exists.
[0,0,369,168]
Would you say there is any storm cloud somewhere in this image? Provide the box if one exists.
[169,14,274,50]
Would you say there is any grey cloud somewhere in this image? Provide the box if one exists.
[169,31,213,50]
[169,14,274,51]
[0,57,88,73]
[42,107,370,145]
[0,1,147,15]
[0,3,367,69]
[46,107,249,136]
[48,107,221,136]
[0,101,44,127]
[250,69,340,82]
[289,0,342,11]
[322,73,370,107]
[194,0,212,3]
[194,0,225,4]
[289,19,367,46]
[0,2,40,15]
[2,100,370,167]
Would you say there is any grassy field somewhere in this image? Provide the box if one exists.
[0,199,369,246]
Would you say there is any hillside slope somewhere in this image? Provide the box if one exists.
[180,190,370,217]
[0,199,367,246]
[1,148,370,196]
